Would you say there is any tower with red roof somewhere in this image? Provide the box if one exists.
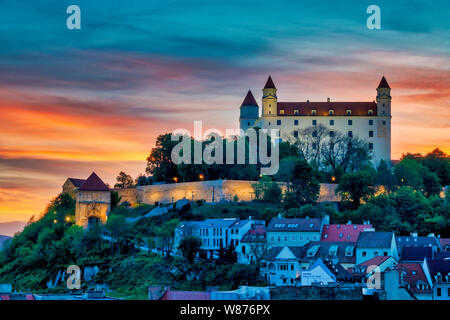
[75,172,111,228]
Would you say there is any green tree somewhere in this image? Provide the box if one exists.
[178,236,202,264]
[114,171,134,188]
[154,219,180,258]
[291,160,320,204]
[336,171,375,209]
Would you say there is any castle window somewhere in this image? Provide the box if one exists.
[311,109,317,115]
[368,109,374,115]
[369,143,373,150]
[369,131,374,137]
[383,121,386,125]
[294,109,299,115]
[312,131,317,137]
[280,109,285,115]
[247,122,250,126]
[348,131,353,137]
[277,120,281,125]
[269,111,271,114]
[369,120,373,125]
[294,119,299,125]
[312,119,317,126]
[329,109,334,115]
[294,131,298,138]
[346,109,352,116]
[329,131,335,138]
[348,119,353,126]
[330,120,334,126]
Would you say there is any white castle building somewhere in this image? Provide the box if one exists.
[239,76,392,166]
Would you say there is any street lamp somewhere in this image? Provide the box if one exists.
[173,177,178,183]
[331,176,336,182]
[199,174,204,181]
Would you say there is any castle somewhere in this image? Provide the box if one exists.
[239,76,392,166]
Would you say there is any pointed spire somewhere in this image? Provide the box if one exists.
[264,75,276,89]
[79,172,110,191]
[241,90,258,106]
[377,76,390,89]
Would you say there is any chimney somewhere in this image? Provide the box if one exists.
[411,232,418,237]
[323,215,330,225]
[327,97,330,102]
[277,213,283,219]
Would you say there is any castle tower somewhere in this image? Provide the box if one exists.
[239,90,259,131]
[376,76,391,116]
[75,172,111,228]
[262,76,277,117]
[375,76,392,165]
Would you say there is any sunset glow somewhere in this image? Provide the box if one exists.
[0,1,449,223]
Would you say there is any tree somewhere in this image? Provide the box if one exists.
[154,219,180,258]
[291,160,320,204]
[178,236,202,264]
[376,160,396,192]
[146,133,180,183]
[336,171,375,209]
[114,171,134,188]
[135,174,152,186]
[111,191,122,209]
[395,158,424,190]
[422,169,442,198]
[251,176,281,202]
[105,215,130,256]
[218,243,237,264]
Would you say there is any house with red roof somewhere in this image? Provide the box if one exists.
[75,172,111,228]
[395,263,432,300]
[351,255,397,283]
[321,222,373,242]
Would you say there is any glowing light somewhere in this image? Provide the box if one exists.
[53,219,58,224]
[331,176,336,182]
[173,177,178,183]
[199,174,204,180]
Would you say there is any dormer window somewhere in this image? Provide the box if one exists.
[294,109,299,115]
[311,109,317,115]
[280,109,285,115]
[368,109,374,115]
[346,109,352,116]
[329,109,334,115]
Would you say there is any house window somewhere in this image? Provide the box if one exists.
[384,252,388,256]
[362,251,367,257]
[312,119,317,126]
[346,110,352,116]
[247,122,250,126]
[271,236,274,241]
[383,121,386,125]
[284,236,288,241]
[329,109,334,115]
[291,264,294,270]
[330,120,334,125]
[369,143,373,150]
[242,246,246,254]
[437,288,441,297]
[369,120,373,125]
[348,131,353,137]
[348,119,353,125]
[369,131,374,137]
[277,120,281,125]
[294,119,299,125]
[374,252,378,257]
[278,236,281,242]
[368,109,373,115]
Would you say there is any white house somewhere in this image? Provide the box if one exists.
[260,246,304,286]
[300,259,337,286]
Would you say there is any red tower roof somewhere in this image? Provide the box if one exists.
[377,76,390,88]
[264,75,276,89]
[241,90,258,106]
[78,172,109,191]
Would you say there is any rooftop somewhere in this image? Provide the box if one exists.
[267,218,323,232]
[78,172,110,192]
[357,231,393,249]
[321,224,373,242]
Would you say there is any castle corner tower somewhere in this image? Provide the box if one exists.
[239,90,259,131]
[262,76,277,117]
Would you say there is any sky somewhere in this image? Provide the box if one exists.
[0,0,449,223]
